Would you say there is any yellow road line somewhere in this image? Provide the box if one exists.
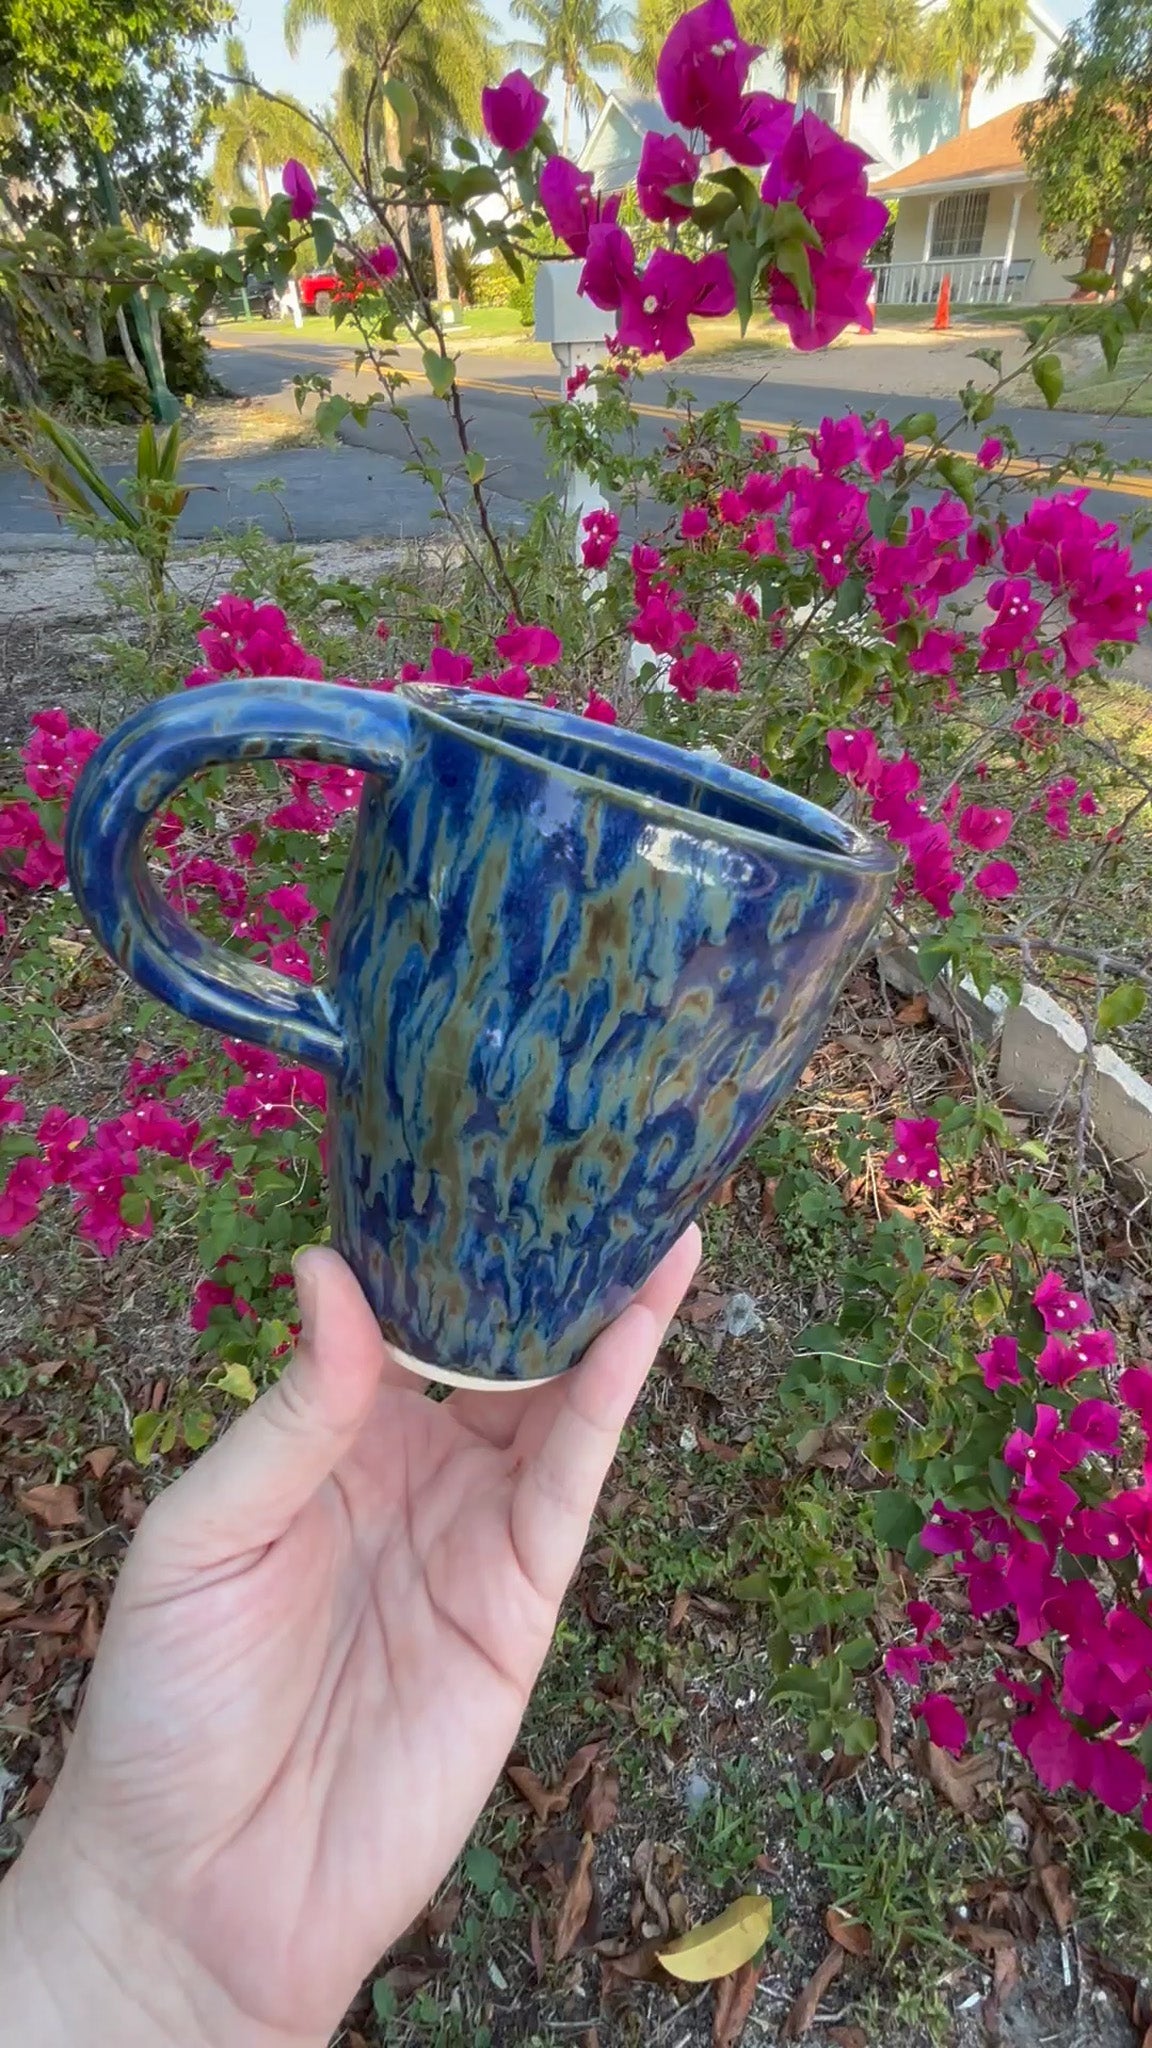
[457,374,1152,505]
[208,339,1152,503]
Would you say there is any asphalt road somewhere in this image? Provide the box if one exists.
[216,330,1152,530]
[0,327,1149,552]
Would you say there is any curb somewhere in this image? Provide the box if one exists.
[876,936,1152,1191]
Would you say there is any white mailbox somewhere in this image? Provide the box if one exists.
[533,258,608,348]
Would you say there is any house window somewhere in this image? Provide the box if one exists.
[916,82,931,100]
[931,190,988,259]
[811,88,837,125]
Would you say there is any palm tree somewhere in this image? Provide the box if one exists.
[285,0,495,302]
[509,0,631,153]
[812,0,926,137]
[927,0,1034,132]
[209,35,316,217]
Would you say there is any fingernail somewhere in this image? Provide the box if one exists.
[292,1246,319,1343]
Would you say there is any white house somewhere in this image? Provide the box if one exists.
[871,105,1080,306]
[579,0,1066,189]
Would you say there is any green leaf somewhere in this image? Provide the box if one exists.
[371,1979,399,2023]
[311,215,335,267]
[872,1489,924,1554]
[229,205,264,229]
[313,395,351,441]
[731,1567,777,1602]
[892,410,937,440]
[971,346,1002,374]
[422,349,457,399]
[464,1844,502,1895]
[465,450,486,485]
[1069,268,1113,295]
[182,1407,215,1451]
[841,1714,878,1757]
[933,452,975,511]
[916,938,953,986]
[1032,352,1064,409]
[1097,980,1146,1033]
[214,1361,258,1404]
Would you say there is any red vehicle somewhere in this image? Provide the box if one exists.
[299,271,366,315]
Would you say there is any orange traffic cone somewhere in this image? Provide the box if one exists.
[933,273,951,330]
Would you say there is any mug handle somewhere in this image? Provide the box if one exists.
[65,677,413,1077]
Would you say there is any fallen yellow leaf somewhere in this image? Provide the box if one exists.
[657,1895,773,1983]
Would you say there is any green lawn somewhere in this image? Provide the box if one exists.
[1062,331,1152,417]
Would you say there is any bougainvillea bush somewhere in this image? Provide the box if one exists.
[4,0,1152,1845]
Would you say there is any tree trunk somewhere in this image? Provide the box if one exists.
[783,45,800,101]
[115,305,148,384]
[83,300,107,363]
[252,142,271,212]
[380,89,412,258]
[1112,233,1133,289]
[562,76,572,153]
[958,67,977,131]
[0,291,44,408]
[428,203,450,305]
[11,272,86,356]
[839,71,856,136]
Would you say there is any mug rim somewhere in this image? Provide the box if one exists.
[397,684,898,883]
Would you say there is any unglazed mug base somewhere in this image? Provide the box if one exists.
[386,1341,548,1393]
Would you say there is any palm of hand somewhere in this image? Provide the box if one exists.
[44,1239,696,2044]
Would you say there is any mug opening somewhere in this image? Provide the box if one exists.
[400,686,893,877]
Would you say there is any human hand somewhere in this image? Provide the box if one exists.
[1,1231,699,2048]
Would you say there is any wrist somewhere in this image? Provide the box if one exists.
[0,1812,316,2048]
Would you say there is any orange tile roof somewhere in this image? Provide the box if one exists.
[873,105,1035,195]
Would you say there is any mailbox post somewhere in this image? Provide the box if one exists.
[533,259,610,546]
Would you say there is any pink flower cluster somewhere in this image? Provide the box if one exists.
[521,0,882,359]
[906,1270,1152,1823]
[827,728,1018,918]
[185,595,324,689]
[1001,491,1148,678]
[0,709,100,893]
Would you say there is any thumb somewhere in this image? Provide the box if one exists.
[144,1247,390,1568]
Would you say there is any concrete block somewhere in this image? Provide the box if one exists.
[875,936,1007,1045]
[1093,1046,1152,1184]
[997,982,1084,1114]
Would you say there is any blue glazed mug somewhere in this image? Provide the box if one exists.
[66,679,895,1386]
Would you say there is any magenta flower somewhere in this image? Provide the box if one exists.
[976,436,1004,470]
[637,130,699,223]
[580,507,619,569]
[1033,1270,1092,1333]
[863,420,904,479]
[920,1503,976,1557]
[1086,1739,1149,1816]
[21,708,101,801]
[481,69,547,153]
[680,503,710,540]
[973,859,1019,900]
[913,1693,967,1755]
[908,1600,942,1641]
[976,1333,1021,1391]
[364,243,399,282]
[541,157,620,259]
[717,487,748,525]
[630,588,697,654]
[578,221,637,309]
[718,91,794,166]
[810,414,867,474]
[885,1642,931,1685]
[282,159,316,221]
[883,1115,942,1187]
[957,803,1013,852]
[583,691,617,724]
[0,1154,51,1238]
[656,0,759,141]
[1067,1397,1121,1456]
[668,642,741,702]
[1120,1366,1152,1427]
[827,728,880,783]
[0,1074,23,1129]
[495,620,562,668]
[265,883,316,931]
[761,114,888,350]
[1013,1697,1094,1795]
[618,247,735,363]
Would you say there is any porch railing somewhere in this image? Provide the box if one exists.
[871,256,1035,306]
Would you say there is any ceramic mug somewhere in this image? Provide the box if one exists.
[66,679,895,1386]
